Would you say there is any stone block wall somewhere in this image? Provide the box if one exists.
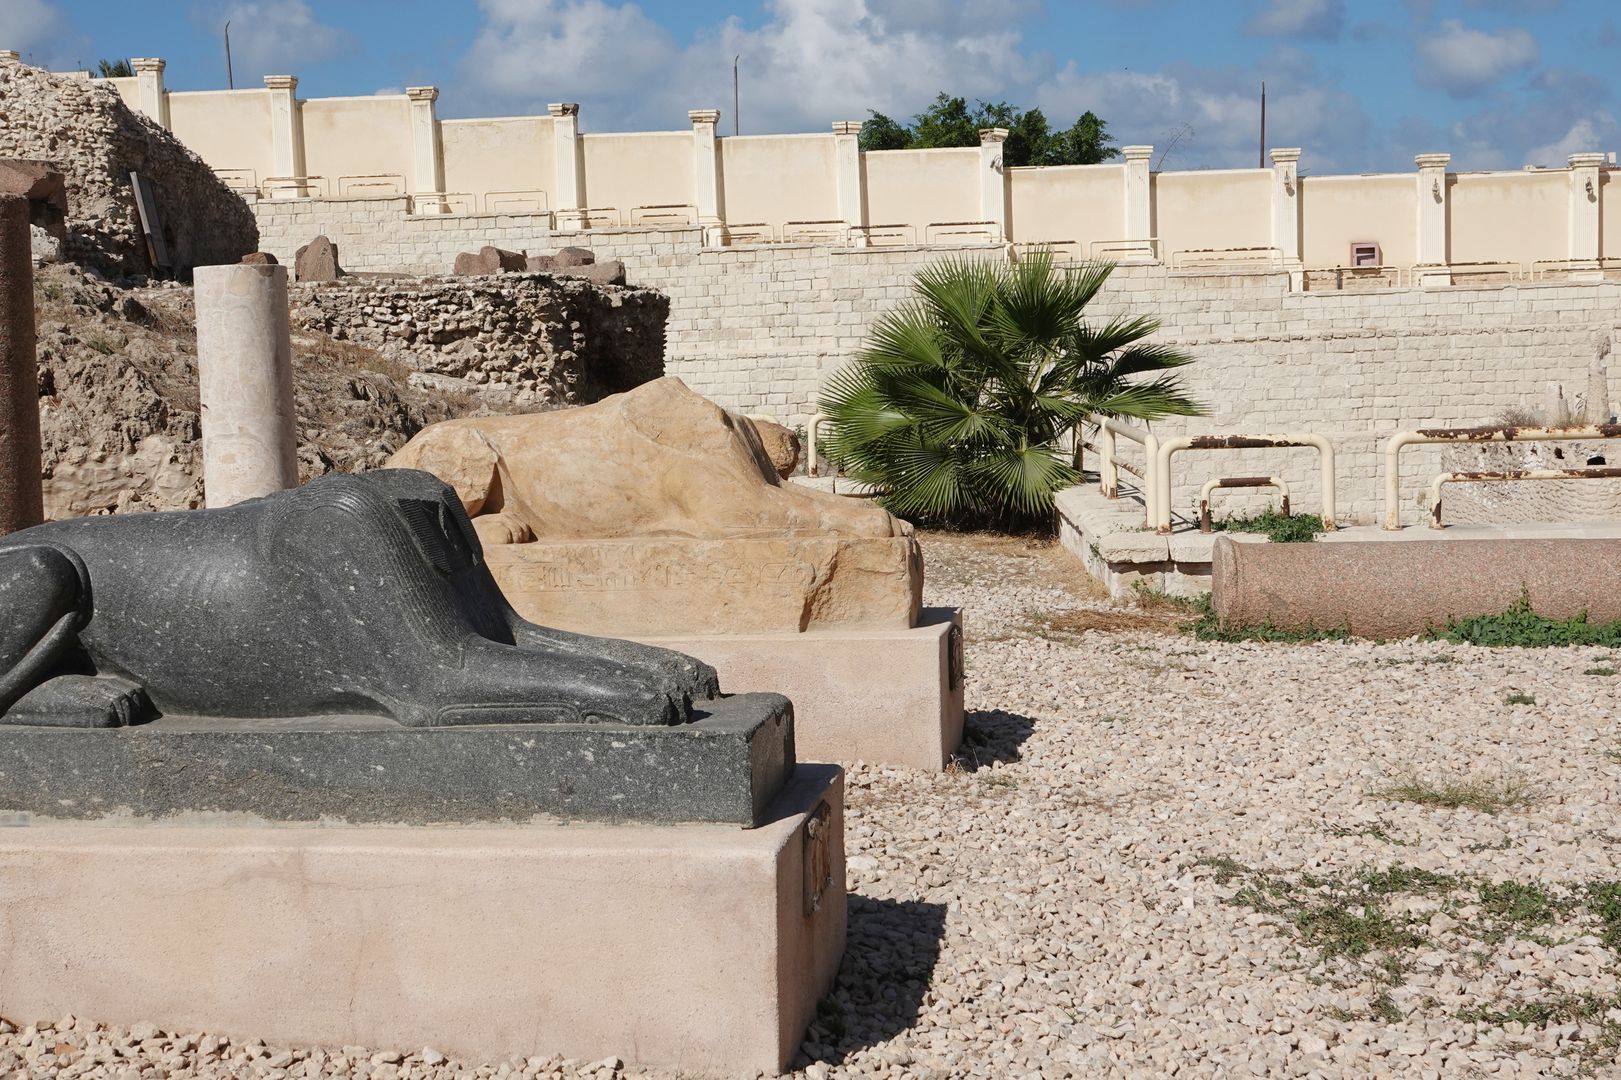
[255,196,1621,526]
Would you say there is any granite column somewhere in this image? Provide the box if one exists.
[194,263,299,508]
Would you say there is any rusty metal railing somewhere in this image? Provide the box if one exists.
[1384,423,1621,529]
[1427,466,1621,528]
[1198,476,1289,532]
[806,413,833,477]
[1155,433,1335,534]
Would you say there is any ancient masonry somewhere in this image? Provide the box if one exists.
[254,196,1621,524]
[0,60,255,275]
[289,272,667,409]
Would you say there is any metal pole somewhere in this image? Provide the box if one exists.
[1258,81,1265,168]
[732,55,740,136]
[225,21,234,90]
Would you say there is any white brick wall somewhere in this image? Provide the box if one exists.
[257,198,1621,526]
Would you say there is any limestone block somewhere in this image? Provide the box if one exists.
[749,415,801,478]
[388,378,923,632]
[239,251,278,265]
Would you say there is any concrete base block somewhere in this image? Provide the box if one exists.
[640,608,965,770]
[0,765,847,1076]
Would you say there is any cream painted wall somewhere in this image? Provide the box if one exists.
[579,131,694,220]
[862,148,980,238]
[1151,170,1272,256]
[105,76,138,110]
[1299,174,1415,268]
[1448,170,1567,265]
[718,134,839,226]
[302,96,416,195]
[442,116,555,211]
[1006,164,1124,249]
[167,90,276,188]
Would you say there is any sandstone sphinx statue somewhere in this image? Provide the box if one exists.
[0,469,720,729]
[387,377,924,636]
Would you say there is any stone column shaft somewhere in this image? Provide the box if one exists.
[1415,152,1451,286]
[132,57,169,129]
[1568,152,1605,271]
[406,87,444,199]
[689,109,723,245]
[1270,148,1302,289]
[265,75,306,198]
[1122,145,1154,258]
[0,195,41,535]
[549,103,584,231]
[978,128,1009,239]
[194,264,299,508]
[833,121,866,243]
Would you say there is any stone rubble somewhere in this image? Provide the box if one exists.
[3,532,1618,1077]
[289,272,666,409]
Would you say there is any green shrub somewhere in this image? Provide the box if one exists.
[1209,509,1324,544]
[820,249,1202,530]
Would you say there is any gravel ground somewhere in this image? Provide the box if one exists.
[5,531,1620,1079]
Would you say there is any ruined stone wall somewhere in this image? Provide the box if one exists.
[288,274,667,409]
[254,196,1621,525]
[0,59,256,277]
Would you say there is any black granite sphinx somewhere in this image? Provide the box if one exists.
[0,470,794,825]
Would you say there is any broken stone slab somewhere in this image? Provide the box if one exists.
[485,535,920,636]
[558,259,626,286]
[453,245,526,275]
[0,691,793,827]
[524,253,555,272]
[749,416,801,478]
[240,251,278,265]
[554,245,595,267]
[293,234,342,282]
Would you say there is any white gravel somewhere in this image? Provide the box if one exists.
[5,531,1620,1079]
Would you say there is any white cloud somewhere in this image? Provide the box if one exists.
[1247,0,1345,40]
[200,0,356,80]
[1414,19,1538,97]
[457,0,1036,132]
[0,0,80,67]
[1525,112,1617,167]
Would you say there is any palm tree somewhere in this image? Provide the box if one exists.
[96,59,134,78]
[820,249,1203,530]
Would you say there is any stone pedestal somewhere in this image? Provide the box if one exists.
[0,194,40,535]
[642,608,966,770]
[194,263,299,507]
[0,764,846,1076]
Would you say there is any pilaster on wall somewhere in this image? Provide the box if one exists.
[264,76,306,199]
[689,110,723,246]
[1122,146,1154,261]
[1414,152,1451,287]
[1568,152,1606,279]
[833,121,866,245]
[1269,148,1302,288]
[978,128,1008,240]
[549,102,583,231]
[406,87,444,206]
[132,58,169,129]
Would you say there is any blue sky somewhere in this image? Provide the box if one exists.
[5,1,1616,174]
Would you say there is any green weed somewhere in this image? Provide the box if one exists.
[1431,595,1621,648]
[1504,692,1537,706]
[1371,773,1537,814]
[1209,509,1325,544]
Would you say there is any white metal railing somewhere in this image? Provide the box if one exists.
[406,191,475,216]
[1090,238,1161,262]
[260,175,326,199]
[783,219,847,243]
[806,413,833,477]
[555,206,621,230]
[1384,424,1621,529]
[484,189,550,214]
[1199,475,1289,532]
[1093,415,1159,527]
[337,173,404,198]
[854,223,916,247]
[1170,246,1285,272]
[629,203,697,227]
[1154,433,1336,534]
[1302,265,1403,291]
[924,220,1002,244]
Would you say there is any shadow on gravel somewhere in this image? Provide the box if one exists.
[800,896,948,1068]
[951,709,1036,772]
